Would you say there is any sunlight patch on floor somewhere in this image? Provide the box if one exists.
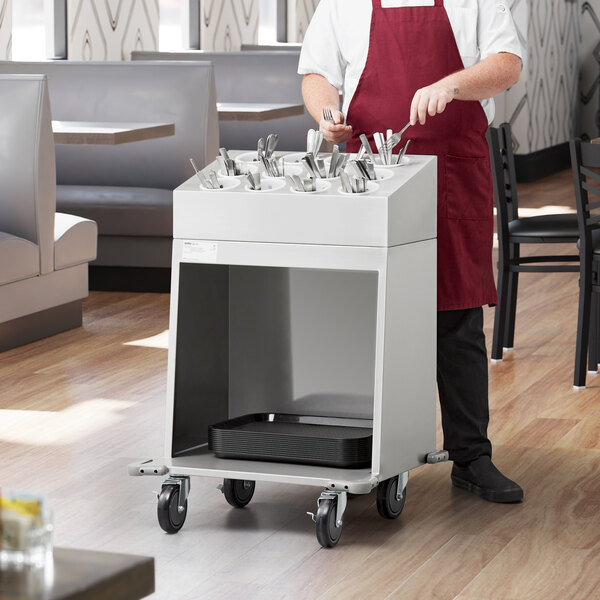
[0,400,134,446]
[124,330,169,349]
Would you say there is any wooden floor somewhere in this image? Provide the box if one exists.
[1,169,599,600]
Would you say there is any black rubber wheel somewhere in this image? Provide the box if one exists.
[376,476,406,519]
[157,484,187,533]
[315,498,342,548]
[222,479,255,508]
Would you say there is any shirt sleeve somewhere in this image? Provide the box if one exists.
[478,0,524,62]
[297,0,346,91]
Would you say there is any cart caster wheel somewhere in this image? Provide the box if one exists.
[315,498,342,548]
[376,476,406,519]
[157,484,187,533]
[222,479,255,508]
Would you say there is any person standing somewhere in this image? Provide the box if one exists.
[299,0,524,502]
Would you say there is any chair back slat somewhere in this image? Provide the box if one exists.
[581,181,600,199]
[580,166,600,186]
[587,199,600,211]
[570,138,600,255]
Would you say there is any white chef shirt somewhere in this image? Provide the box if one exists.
[298,0,524,124]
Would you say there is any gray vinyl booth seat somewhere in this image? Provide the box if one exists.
[0,61,219,284]
[130,50,314,153]
[0,75,97,351]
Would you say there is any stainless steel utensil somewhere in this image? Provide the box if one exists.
[292,174,304,191]
[257,137,265,160]
[397,139,411,165]
[322,107,335,123]
[190,158,210,188]
[209,170,222,189]
[301,155,317,178]
[265,133,279,159]
[359,134,376,164]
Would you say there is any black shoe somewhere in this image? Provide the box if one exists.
[451,455,523,503]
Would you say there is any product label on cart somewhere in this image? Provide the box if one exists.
[181,240,218,263]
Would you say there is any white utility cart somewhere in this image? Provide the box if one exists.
[129,152,446,548]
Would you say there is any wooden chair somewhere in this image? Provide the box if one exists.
[569,138,600,388]
[487,124,580,362]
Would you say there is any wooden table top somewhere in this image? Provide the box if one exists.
[52,121,175,145]
[0,547,154,600]
[217,102,305,122]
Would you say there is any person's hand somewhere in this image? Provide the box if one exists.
[410,80,457,126]
[320,108,353,144]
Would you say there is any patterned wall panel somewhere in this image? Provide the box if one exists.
[579,0,600,139]
[200,0,258,51]
[500,0,579,155]
[67,0,159,60]
[287,0,320,43]
[0,0,11,60]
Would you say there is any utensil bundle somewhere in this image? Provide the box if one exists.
[287,175,318,193]
[246,171,262,191]
[307,129,324,156]
[340,170,368,194]
[301,146,348,179]
[217,148,245,176]
[190,158,223,189]
[359,122,411,165]
[261,156,285,178]
[346,158,377,181]
[256,133,279,161]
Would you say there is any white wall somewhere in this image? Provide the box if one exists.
[0,0,11,59]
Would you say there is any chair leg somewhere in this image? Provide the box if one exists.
[574,270,593,388]
[589,291,599,373]
[504,269,519,349]
[492,260,510,361]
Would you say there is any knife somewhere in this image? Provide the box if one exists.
[359,134,377,164]
[257,137,265,160]
[373,132,386,164]
[340,171,352,193]
[329,145,339,178]
[219,147,230,161]
[265,133,279,159]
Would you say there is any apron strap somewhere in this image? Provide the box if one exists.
[435,0,444,6]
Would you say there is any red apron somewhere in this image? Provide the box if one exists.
[346,0,497,311]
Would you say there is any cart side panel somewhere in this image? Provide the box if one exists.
[171,262,229,456]
[376,239,437,480]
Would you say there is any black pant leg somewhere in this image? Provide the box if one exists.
[437,307,492,463]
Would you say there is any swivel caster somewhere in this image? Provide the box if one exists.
[309,490,347,548]
[157,477,189,533]
[220,478,255,508]
[376,472,408,519]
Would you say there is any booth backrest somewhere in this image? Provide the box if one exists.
[0,74,56,275]
[0,61,219,190]
[131,50,314,152]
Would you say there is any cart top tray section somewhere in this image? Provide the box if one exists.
[174,152,437,248]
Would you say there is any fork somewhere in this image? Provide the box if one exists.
[322,107,335,124]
